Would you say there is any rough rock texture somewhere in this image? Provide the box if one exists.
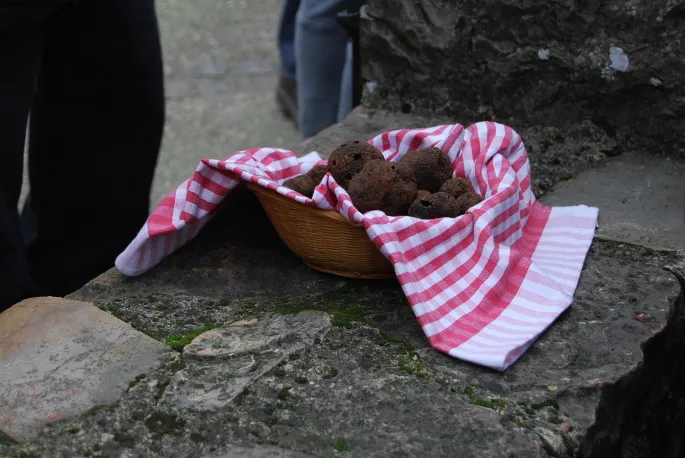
[578,263,685,458]
[0,180,682,457]
[0,297,172,441]
[2,115,684,456]
[360,0,685,158]
[541,150,685,251]
[159,312,331,413]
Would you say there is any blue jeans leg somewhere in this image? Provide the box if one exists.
[337,41,354,123]
[295,0,349,139]
[278,0,299,80]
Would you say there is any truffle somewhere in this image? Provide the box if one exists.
[455,192,484,214]
[305,164,328,184]
[399,147,453,193]
[439,178,473,200]
[408,192,460,220]
[282,175,315,198]
[348,160,417,216]
[416,190,431,199]
[327,140,384,189]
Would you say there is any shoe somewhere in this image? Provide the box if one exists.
[276,76,298,128]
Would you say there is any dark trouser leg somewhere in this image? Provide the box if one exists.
[0,27,44,312]
[278,0,300,81]
[21,0,165,297]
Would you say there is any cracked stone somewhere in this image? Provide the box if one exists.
[159,312,331,412]
[0,297,171,441]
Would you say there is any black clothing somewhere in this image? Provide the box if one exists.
[0,0,164,311]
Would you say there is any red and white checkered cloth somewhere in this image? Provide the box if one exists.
[116,122,598,371]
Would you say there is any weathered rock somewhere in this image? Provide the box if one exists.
[541,150,685,251]
[360,0,685,158]
[578,263,685,458]
[160,312,331,412]
[0,297,171,441]
[1,135,683,456]
[210,445,314,457]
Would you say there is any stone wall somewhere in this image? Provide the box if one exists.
[360,0,685,157]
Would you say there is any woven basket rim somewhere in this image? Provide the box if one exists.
[246,181,351,224]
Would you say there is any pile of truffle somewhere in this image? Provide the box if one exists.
[282,140,484,220]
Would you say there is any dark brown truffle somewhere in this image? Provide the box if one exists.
[327,140,384,189]
[399,147,453,193]
[282,175,315,198]
[408,192,460,220]
[348,160,417,216]
[455,192,484,215]
[305,164,328,184]
[416,190,431,199]
[439,178,473,200]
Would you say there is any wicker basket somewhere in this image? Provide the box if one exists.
[247,182,395,279]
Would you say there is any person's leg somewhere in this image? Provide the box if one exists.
[276,0,300,125]
[295,0,349,140]
[21,0,165,297]
[337,40,354,123]
[0,26,44,312]
[278,0,299,81]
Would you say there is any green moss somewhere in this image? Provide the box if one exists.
[114,431,136,448]
[0,430,17,446]
[323,368,339,379]
[332,438,349,452]
[460,386,505,410]
[398,353,429,378]
[154,379,171,401]
[532,399,560,411]
[190,432,205,443]
[16,453,41,458]
[375,330,414,353]
[277,386,292,400]
[164,323,221,351]
[522,403,536,416]
[82,404,108,417]
[104,307,126,321]
[144,412,186,437]
[271,287,377,328]
[127,373,147,390]
[274,367,287,378]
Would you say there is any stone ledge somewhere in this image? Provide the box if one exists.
[0,297,172,442]
[1,193,680,457]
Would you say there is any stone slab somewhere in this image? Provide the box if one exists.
[541,151,685,251]
[211,445,314,458]
[160,312,331,412]
[0,297,171,441]
[3,229,683,457]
